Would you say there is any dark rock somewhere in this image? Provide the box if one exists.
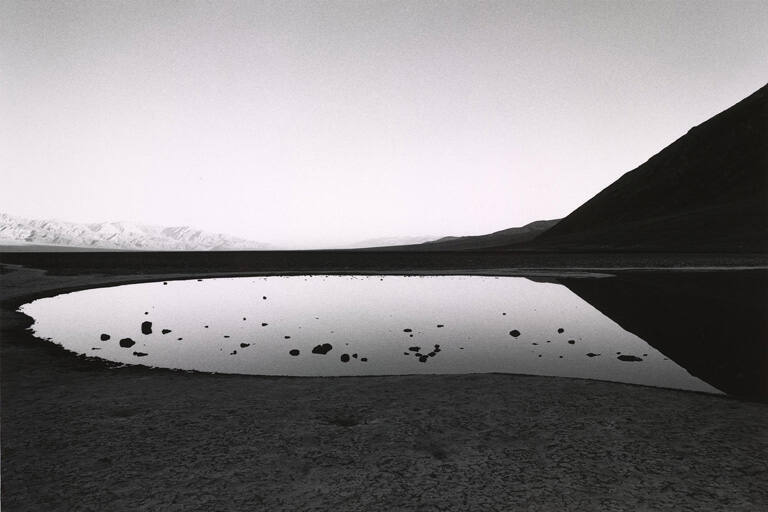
[352,353,358,359]
[289,349,300,356]
[618,355,643,362]
[509,330,521,337]
[436,324,444,328]
[262,323,268,327]
[408,346,421,352]
[161,329,171,334]
[403,328,412,333]
[100,333,110,341]
[557,328,565,333]
[360,357,368,362]
[141,321,152,335]
[119,338,135,348]
[163,282,168,285]
[428,352,436,357]
[133,352,148,357]
[568,339,575,344]
[284,335,291,339]
[230,350,237,355]
[263,296,267,300]
[312,343,333,355]
[240,343,250,348]
[223,335,230,338]
[177,337,183,341]
[419,356,428,363]
[586,352,600,357]
[341,354,350,363]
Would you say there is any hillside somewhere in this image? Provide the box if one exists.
[418,219,559,250]
[528,84,768,252]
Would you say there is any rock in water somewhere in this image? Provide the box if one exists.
[141,321,152,335]
[311,343,333,355]
[119,338,135,348]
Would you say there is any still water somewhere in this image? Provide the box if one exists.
[19,275,728,394]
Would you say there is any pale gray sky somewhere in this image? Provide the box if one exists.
[1,0,766,248]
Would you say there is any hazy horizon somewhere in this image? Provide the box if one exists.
[2,0,766,249]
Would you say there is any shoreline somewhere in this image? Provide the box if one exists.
[2,262,768,510]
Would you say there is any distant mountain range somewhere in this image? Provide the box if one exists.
[0,213,272,251]
[4,84,765,253]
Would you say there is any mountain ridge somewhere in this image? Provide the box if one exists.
[0,213,272,251]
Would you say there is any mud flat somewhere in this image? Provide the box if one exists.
[2,258,767,511]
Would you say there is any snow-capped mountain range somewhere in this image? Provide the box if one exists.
[0,213,272,251]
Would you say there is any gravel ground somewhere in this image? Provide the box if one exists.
[2,264,767,511]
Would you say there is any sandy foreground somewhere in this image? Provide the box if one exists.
[1,263,767,511]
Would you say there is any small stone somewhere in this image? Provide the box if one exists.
[161,329,172,334]
[312,343,333,355]
[262,323,268,327]
[240,343,250,348]
[119,338,135,348]
[408,346,421,352]
[341,354,350,363]
[586,353,600,357]
[360,357,368,362]
[100,333,110,341]
[289,349,300,356]
[436,324,444,328]
[509,330,521,337]
[141,321,152,335]
[568,339,575,345]
[133,351,148,357]
[618,355,643,362]
[557,328,565,333]
[403,328,412,333]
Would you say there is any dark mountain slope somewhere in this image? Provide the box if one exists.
[531,84,768,252]
[417,219,559,250]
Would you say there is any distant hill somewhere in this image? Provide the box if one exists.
[344,235,438,249]
[0,213,272,251]
[528,84,768,252]
[418,219,559,250]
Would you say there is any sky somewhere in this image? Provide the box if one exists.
[1,0,766,249]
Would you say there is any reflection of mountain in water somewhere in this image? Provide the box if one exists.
[559,271,768,400]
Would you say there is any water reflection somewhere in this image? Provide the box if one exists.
[19,274,752,395]
[559,270,768,399]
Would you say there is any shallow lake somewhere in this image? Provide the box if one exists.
[20,273,758,395]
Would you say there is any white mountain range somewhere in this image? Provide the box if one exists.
[0,213,272,251]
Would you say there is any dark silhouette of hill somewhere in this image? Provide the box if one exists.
[559,271,768,400]
[415,219,559,250]
[528,84,768,252]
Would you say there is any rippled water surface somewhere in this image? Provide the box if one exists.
[20,275,726,393]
